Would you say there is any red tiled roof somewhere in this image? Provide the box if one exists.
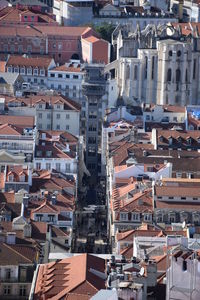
[6,55,53,69]
[33,254,105,300]
[0,115,35,127]
[0,123,22,135]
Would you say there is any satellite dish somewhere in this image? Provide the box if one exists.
[139,267,145,277]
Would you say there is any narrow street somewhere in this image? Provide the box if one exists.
[73,180,110,253]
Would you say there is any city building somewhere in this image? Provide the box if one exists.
[47,60,84,101]
[0,24,109,64]
[53,0,94,26]
[34,130,78,176]
[151,128,200,151]
[30,253,106,299]
[107,22,200,106]
[154,178,200,225]
[5,55,56,88]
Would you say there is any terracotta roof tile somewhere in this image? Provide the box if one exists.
[7,55,53,69]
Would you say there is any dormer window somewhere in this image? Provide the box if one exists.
[8,175,14,182]
[27,67,32,75]
[33,68,38,76]
[187,138,192,145]
[14,67,19,73]
[20,67,25,75]
[168,137,173,145]
[160,136,164,142]
[197,137,200,144]
[178,137,182,143]
[19,175,25,182]
[40,69,45,76]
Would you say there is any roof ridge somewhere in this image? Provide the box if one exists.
[4,243,33,263]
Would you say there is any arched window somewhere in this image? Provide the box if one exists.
[169,50,173,57]
[152,56,155,80]
[167,68,172,82]
[176,69,181,82]
[71,53,79,60]
[185,69,188,82]
[134,65,138,80]
[126,65,130,79]
[145,56,148,79]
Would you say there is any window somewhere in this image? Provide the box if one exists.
[27,67,32,75]
[185,69,188,82]
[73,75,78,79]
[66,125,69,130]
[56,114,60,119]
[66,114,70,119]
[181,197,186,200]
[19,286,26,297]
[65,163,70,172]
[193,197,198,200]
[126,65,130,79]
[36,163,41,169]
[41,79,44,85]
[5,269,11,279]
[193,59,196,79]
[152,56,155,80]
[40,69,45,76]
[47,113,51,119]
[57,105,61,109]
[145,56,148,79]
[47,124,51,130]
[38,113,42,119]
[34,78,37,83]
[176,173,182,178]
[66,74,70,79]
[8,175,14,182]
[33,68,38,76]
[176,69,181,82]
[73,92,76,98]
[157,196,162,199]
[182,260,187,271]
[58,84,62,90]
[38,104,43,109]
[167,68,172,82]
[27,45,32,54]
[58,74,62,78]
[169,50,172,57]
[50,73,55,78]
[56,163,60,171]
[146,115,150,121]
[169,197,174,200]
[120,213,127,220]
[134,65,138,80]
[19,175,25,182]
[46,163,51,170]
[177,50,181,57]
[51,84,54,89]
[20,68,25,75]
[4,286,11,295]
[56,124,60,130]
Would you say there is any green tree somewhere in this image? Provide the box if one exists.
[93,23,115,42]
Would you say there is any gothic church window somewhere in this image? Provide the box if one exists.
[152,56,155,80]
[145,56,148,79]
[167,69,172,82]
[176,69,181,82]
[134,65,138,80]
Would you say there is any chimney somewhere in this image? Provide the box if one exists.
[6,232,16,245]
[23,223,32,238]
